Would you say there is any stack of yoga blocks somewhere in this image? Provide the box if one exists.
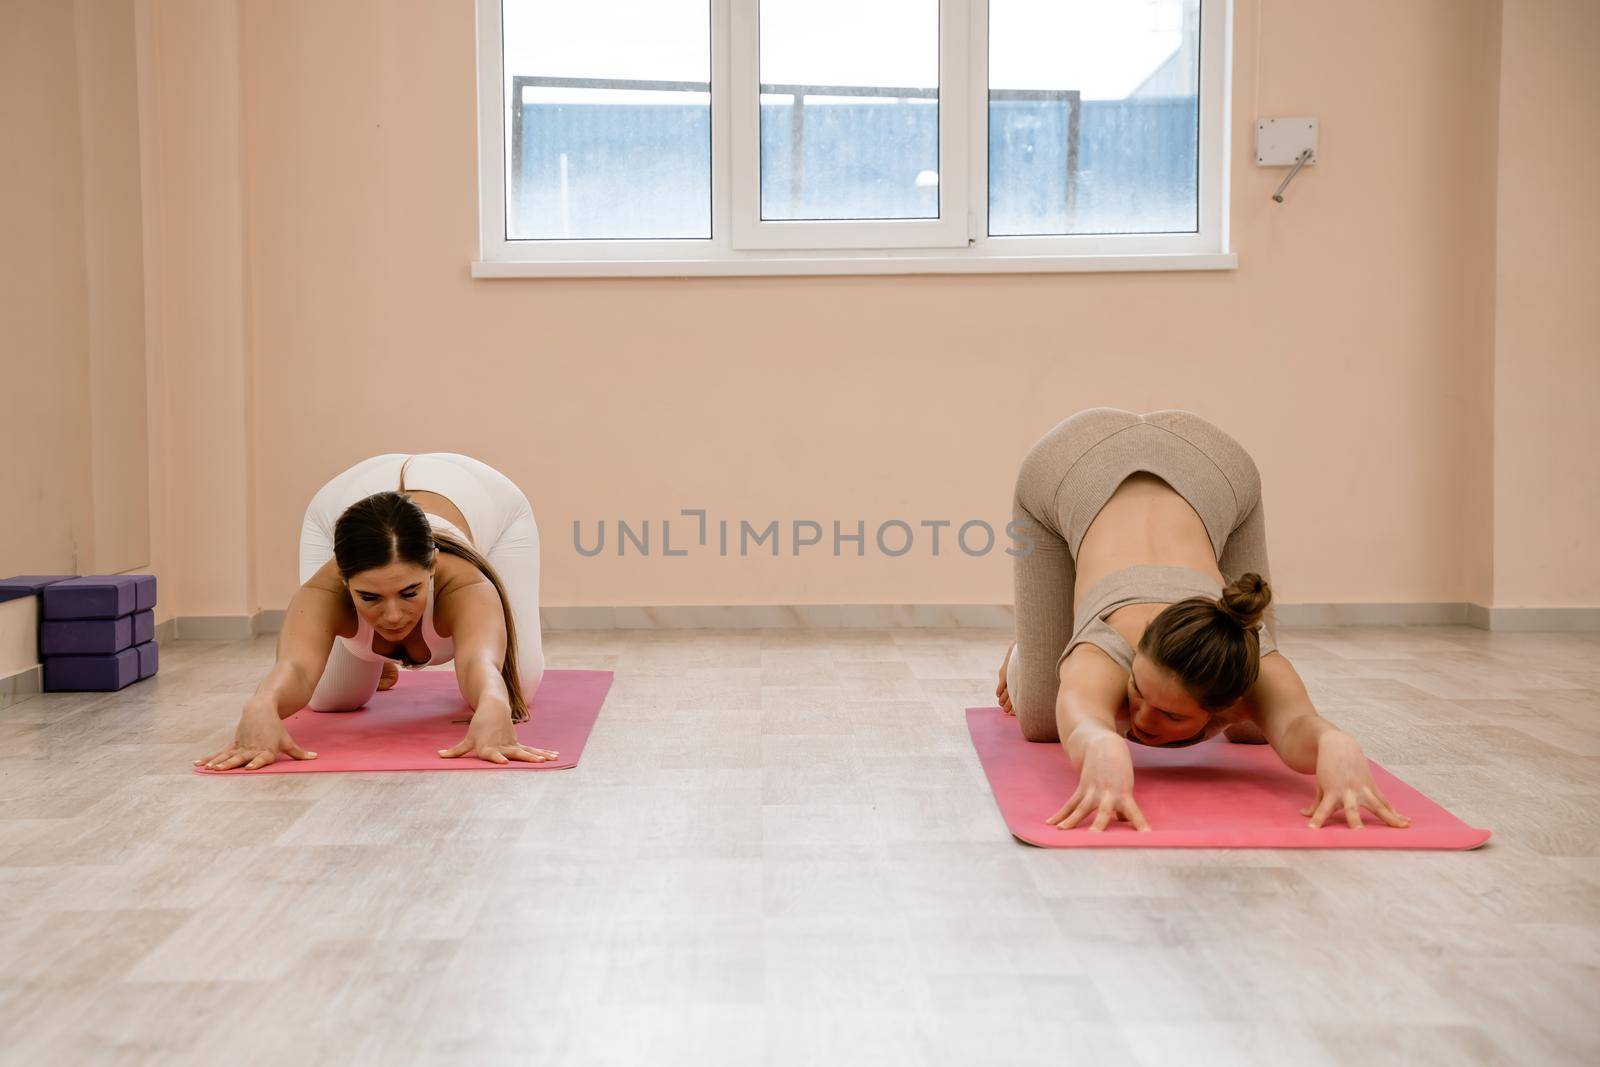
[34,575,160,692]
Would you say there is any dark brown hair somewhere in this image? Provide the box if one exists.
[1136,573,1272,712]
[332,475,528,723]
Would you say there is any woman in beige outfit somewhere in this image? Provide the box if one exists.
[995,408,1409,834]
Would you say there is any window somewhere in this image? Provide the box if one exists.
[502,1,712,240]
[730,0,968,250]
[475,0,1232,277]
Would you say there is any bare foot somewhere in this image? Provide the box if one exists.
[996,641,1016,716]
[377,661,399,691]
[1224,721,1268,744]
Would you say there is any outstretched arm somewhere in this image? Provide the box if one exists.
[1046,650,1152,833]
[437,577,559,764]
[446,579,514,720]
[1245,652,1335,774]
[196,563,345,770]
[1247,653,1411,829]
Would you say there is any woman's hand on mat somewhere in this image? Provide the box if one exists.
[438,707,560,765]
[194,708,316,772]
[1046,734,1151,832]
[1303,730,1412,829]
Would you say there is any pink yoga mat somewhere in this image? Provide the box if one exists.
[967,707,1490,849]
[197,669,612,775]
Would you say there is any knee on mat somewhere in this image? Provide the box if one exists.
[1019,715,1060,744]
[519,662,545,699]
[1224,721,1268,744]
[308,700,367,713]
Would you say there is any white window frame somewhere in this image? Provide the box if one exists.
[728,0,969,251]
[473,0,1234,278]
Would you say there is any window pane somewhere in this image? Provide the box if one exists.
[759,0,940,221]
[989,0,1200,236]
[503,1,711,240]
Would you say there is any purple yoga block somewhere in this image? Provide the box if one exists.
[45,647,140,692]
[134,640,158,679]
[133,574,157,612]
[0,575,74,605]
[43,576,138,620]
[133,609,154,645]
[41,615,135,656]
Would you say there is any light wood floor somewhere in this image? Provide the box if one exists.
[0,624,1596,1066]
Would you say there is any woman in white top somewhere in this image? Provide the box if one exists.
[197,453,555,771]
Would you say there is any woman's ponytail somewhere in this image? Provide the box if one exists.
[1137,573,1274,711]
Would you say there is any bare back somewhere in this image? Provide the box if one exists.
[1070,472,1224,655]
[1075,472,1222,601]
[407,490,474,544]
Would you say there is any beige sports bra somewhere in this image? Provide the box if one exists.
[1058,563,1278,675]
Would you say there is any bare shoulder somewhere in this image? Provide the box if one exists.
[1056,643,1132,735]
[1234,650,1303,719]
[1058,644,1128,726]
[287,558,356,640]
[432,551,500,639]
[302,556,348,596]
[433,548,489,595]
[1253,649,1304,696]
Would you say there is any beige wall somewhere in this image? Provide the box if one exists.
[76,0,153,576]
[141,0,255,620]
[235,0,1509,611]
[1,0,149,582]
[5,0,1594,626]
[133,0,171,624]
[1492,0,1600,608]
[1,0,94,577]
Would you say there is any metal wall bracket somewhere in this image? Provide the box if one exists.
[1257,117,1318,204]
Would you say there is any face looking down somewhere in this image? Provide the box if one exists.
[1125,654,1214,747]
[346,561,432,641]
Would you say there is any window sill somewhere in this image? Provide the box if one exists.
[470,251,1238,280]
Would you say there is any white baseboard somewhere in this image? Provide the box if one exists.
[1274,603,1473,626]
[171,615,258,641]
[230,602,1600,634]
[1465,604,1600,632]
[249,611,284,636]
[0,665,41,711]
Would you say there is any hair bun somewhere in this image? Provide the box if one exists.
[1218,573,1271,630]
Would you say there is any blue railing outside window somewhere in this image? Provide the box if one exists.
[507,76,1197,240]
